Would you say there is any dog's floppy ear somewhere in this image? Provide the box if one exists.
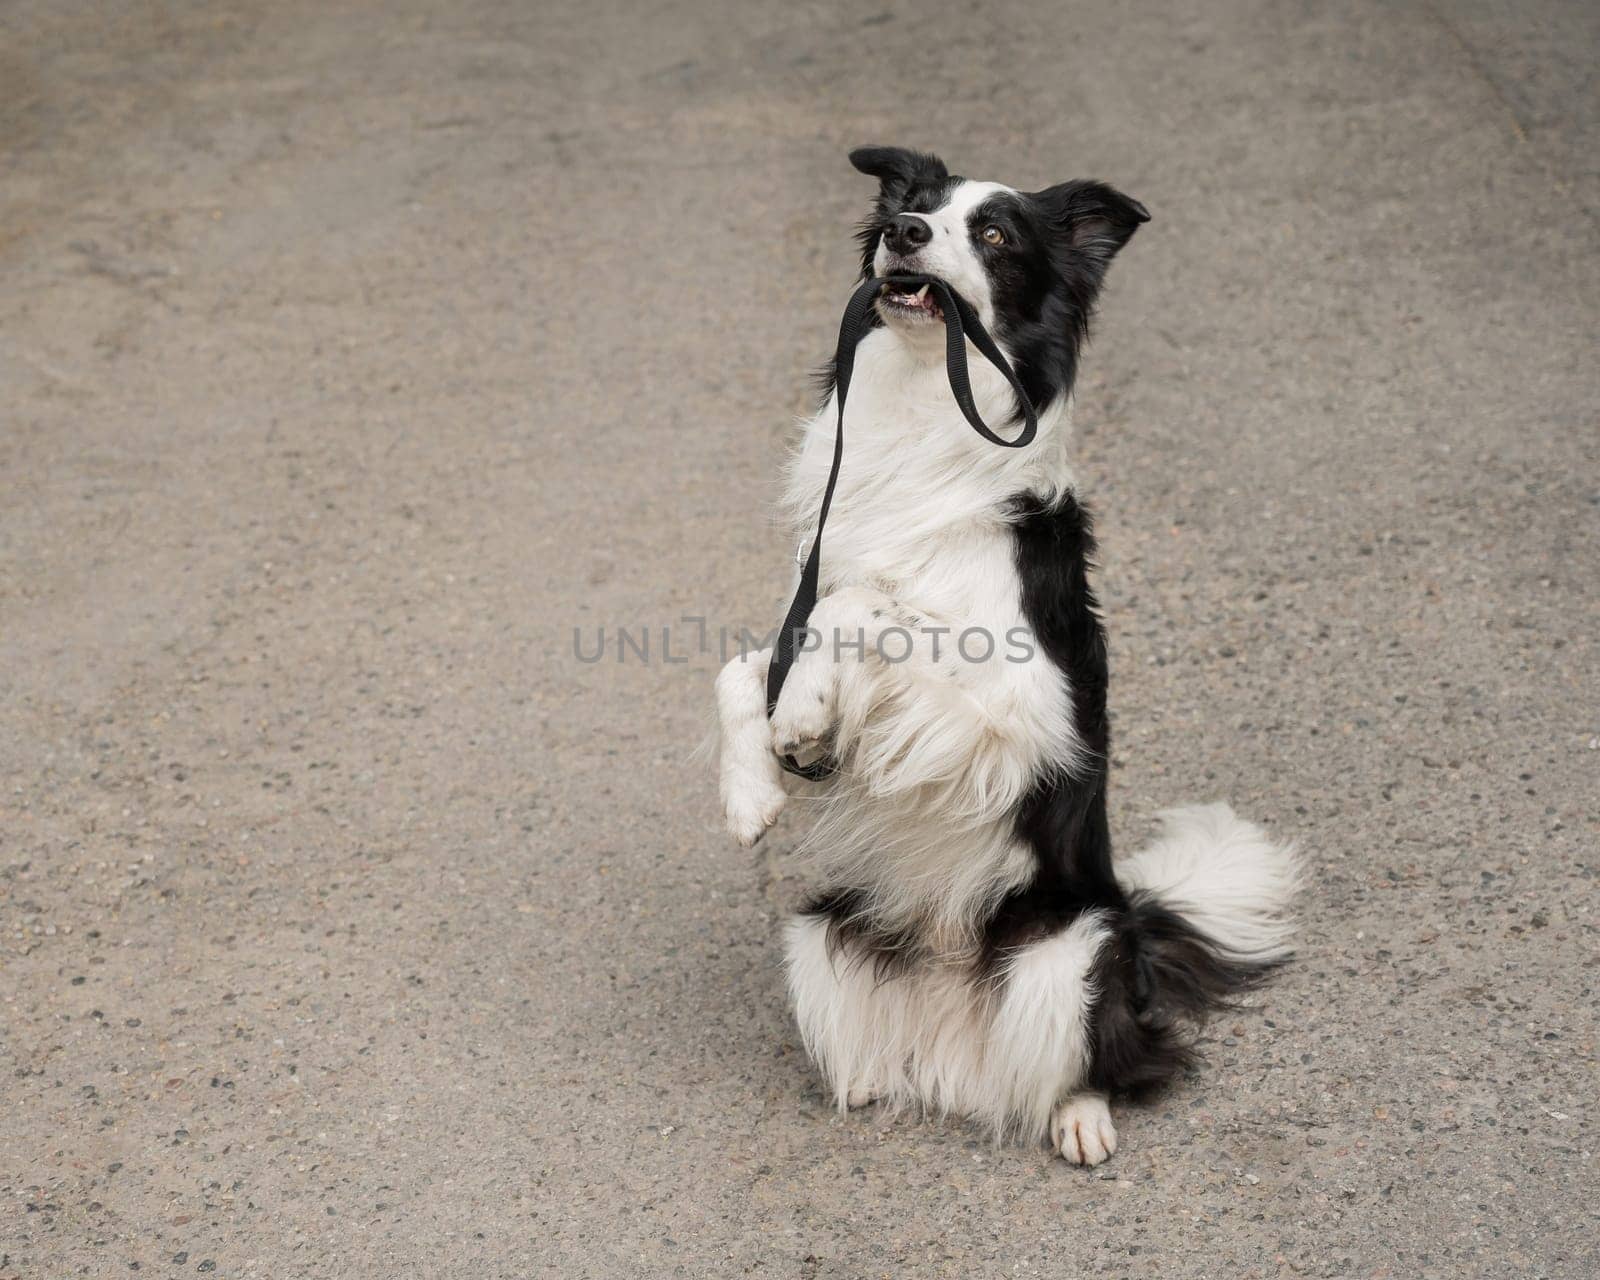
[849,145,949,191]
[1031,180,1150,268]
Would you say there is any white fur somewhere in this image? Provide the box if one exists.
[715,647,786,846]
[1115,803,1299,962]
[986,913,1110,1138]
[784,911,1107,1142]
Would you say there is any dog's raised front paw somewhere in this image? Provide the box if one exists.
[1052,1093,1117,1166]
[723,772,786,847]
[770,670,836,760]
[770,708,831,761]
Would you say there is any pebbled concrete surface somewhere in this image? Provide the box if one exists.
[2,1,1596,1275]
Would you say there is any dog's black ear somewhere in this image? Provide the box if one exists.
[1031,180,1150,268]
[849,146,949,190]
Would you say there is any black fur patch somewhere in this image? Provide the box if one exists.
[995,491,1277,1096]
[1083,892,1278,1096]
[800,886,924,982]
[982,491,1123,965]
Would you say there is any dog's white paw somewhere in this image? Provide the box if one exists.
[845,1084,880,1110]
[1052,1093,1117,1166]
[722,772,786,847]
[769,671,835,759]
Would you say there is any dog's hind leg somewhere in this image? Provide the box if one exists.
[715,648,787,846]
[783,913,907,1111]
[986,911,1115,1156]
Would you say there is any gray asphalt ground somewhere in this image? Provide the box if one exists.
[2,1,1597,1276]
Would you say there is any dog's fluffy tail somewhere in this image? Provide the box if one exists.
[1117,802,1299,964]
[1090,803,1299,1094]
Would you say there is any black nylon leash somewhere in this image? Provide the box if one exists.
[765,274,1039,781]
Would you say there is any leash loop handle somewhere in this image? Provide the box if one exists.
[765,275,1037,781]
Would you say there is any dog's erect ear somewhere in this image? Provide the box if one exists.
[1031,180,1150,268]
[849,146,949,190]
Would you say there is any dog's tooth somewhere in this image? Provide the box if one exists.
[915,284,930,300]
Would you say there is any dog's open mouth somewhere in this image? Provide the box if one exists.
[878,281,943,322]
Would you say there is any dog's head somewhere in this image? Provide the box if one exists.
[849,145,1147,405]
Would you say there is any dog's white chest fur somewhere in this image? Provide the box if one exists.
[770,330,1080,936]
[783,328,1069,602]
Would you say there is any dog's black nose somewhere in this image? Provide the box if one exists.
[883,214,932,256]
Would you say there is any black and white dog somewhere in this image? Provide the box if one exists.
[715,146,1296,1165]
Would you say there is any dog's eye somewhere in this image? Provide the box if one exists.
[981,225,1005,246]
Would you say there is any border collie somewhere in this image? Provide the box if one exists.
[715,146,1297,1165]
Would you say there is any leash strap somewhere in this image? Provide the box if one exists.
[765,274,1038,780]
